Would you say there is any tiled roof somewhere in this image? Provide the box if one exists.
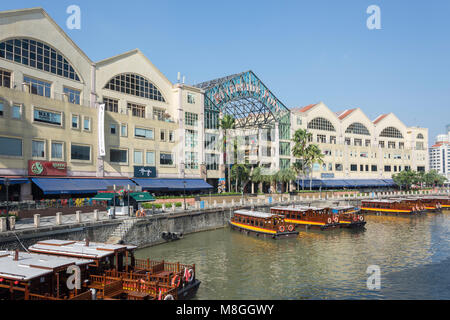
[290,104,317,113]
[373,114,388,124]
[337,109,357,120]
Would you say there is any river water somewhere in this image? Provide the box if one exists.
[135,211,450,300]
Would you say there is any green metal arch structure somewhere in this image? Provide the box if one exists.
[195,70,291,129]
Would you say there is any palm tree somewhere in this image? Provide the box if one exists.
[276,168,297,193]
[250,166,263,194]
[304,144,324,191]
[292,129,313,190]
[291,161,303,191]
[219,114,236,193]
[230,164,250,193]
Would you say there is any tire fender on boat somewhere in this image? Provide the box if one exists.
[164,294,174,300]
[327,218,332,224]
[287,224,294,232]
[279,225,285,232]
[184,268,194,283]
[171,275,181,288]
[359,215,364,222]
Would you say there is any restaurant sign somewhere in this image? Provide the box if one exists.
[28,160,67,176]
[134,166,157,178]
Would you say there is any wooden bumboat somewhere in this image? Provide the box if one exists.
[360,199,425,215]
[229,210,299,239]
[28,239,200,300]
[418,196,449,212]
[330,206,366,228]
[271,206,340,230]
[0,250,93,300]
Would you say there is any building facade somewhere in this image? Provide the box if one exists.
[429,126,450,181]
[0,8,429,200]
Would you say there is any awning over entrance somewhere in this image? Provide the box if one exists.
[31,178,137,195]
[129,192,155,202]
[297,179,397,188]
[133,179,213,191]
[0,178,30,185]
[91,193,118,201]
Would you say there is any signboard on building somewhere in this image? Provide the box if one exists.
[134,166,157,178]
[321,173,335,179]
[28,160,67,176]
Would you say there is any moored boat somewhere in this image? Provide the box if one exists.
[229,210,299,239]
[271,206,341,230]
[330,206,366,228]
[28,239,200,300]
[418,196,449,212]
[360,199,425,215]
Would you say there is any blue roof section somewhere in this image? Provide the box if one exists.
[31,178,137,195]
[0,178,30,185]
[133,178,213,191]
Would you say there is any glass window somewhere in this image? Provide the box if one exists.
[135,127,154,139]
[380,127,403,139]
[330,136,336,144]
[127,102,145,118]
[160,130,166,141]
[120,124,127,137]
[388,141,396,149]
[24,76,51,97]
[103,97,118,113]
[64,87,80,105]
[0,69,11,88]
[134,150,143,164]
[12,104,21,119]
[160,153,173,165]
[0,136,22,157]
[83,117,90,131]
[350,164,358,172]
[371,165,377,172]
[354,138,362,146]
[317,134,326,144]
[51,142,63,159]
[379,141,385,148]
[205,110,219,129]
[33,109,62,126]
[280,142,291,156]
[110,123,117,135]
[185,152,198,169]
[206,153,219,171]
[110,149,127,163]
[32,140,45,158]
[169,130,174,142]
[205,133,218,151]
[72,115,79,129]
[0,38,80,81]
[384,165,391,172]
[104,73,165,102]
[185,129,198,148]
[153,108,165,121]
[0,100,4,117]
[71,144,90,161]
[307,117,335,132]
[187,93,195,104]
[185,112,198,126]
[146,151,155,165]
[345,123,370,135]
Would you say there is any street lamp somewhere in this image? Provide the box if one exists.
[127,184,130,217]
[113,184,116,219]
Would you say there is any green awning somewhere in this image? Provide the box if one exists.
[129,192,155,202]
[92,193,118,201]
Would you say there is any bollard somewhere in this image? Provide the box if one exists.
[34,214,40,228]
[213,200,217,208]
[76,210,82,223]
[172,203,176,212]
[240,199,244,205]
[56,212,62,225]
[223,200,227,207]
[162,204,166,212]
[8,216,15,231]
[231,199,235,206]
[94,209,99,221]
[0,217,7,232]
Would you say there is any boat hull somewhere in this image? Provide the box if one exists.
[360,208,426,215]
[338,221,367,229]
[177,279,201,300]
[228,221,298,239]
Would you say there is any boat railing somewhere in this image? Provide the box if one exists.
[134,258,195,275]
[28,293,63,300]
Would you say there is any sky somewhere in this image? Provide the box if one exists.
[3,0,450,144]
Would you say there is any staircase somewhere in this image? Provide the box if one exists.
[106,219,138,244]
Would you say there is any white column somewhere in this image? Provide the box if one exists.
[34,214,40,228]
[76,211,82,223]
[56,212,62,225]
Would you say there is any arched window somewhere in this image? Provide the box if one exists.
[417,133,424,139]
[0,38,80,81]
[104,73,165,102]
[345,122,370,135]
[307,117,335,132]
[379,127,403,139]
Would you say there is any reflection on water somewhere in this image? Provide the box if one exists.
[135,213,450,300]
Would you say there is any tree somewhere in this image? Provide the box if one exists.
[276,168,297,193]
[230,164,250,193]
[219,114,236,193]
[392,170,418,190]
[250,166,263,194]
[304,144,324,190]
[291,129,313,190]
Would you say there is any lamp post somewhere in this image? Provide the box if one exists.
[127,184,130,217]
[113,184,116,219]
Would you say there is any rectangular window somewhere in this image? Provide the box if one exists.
[0,100,4,117]
[317,134,326,144]
[169,130,174,142]
[345,138,351,146]
[134,150,143,165]
[51,142,63,159]
[365,139,371,147]
[12,104,21,119]
[206,153,219,171]
[127,102,145,118]
[0,69,11,88]
[280,142,291,156]
[205,133,218,151]
[388,141,395,149]
[146,151,155,166]
[160,152,174,165]
[351,164,358,172]
[72,115,79,129]
[24,76,51,97]
[399,142,404,149]
[110,123,117,135]
[33,108,62,126]
[205,110,219,129]
[64,87,81,105]
[83,117,90,131]
[120,124,127,137]
[330,136,336,144]
[384,165,391,172]
[185,112,198,126]
[371,165,378,172]
[354,138,362,146]
[160,130,166,141]
[360,164,364,172]
[32,140,45,158]
[185,129,198,148]
[187,93,195,104]
[71,144,90,161]
[103,97,118,113]
[296,117,302,125]
[110,149,128,163]
[379,141,385,148]
[153,108,165,121]
[135,127,154,139]
[185,152,198,169]
[0,137,22,157]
